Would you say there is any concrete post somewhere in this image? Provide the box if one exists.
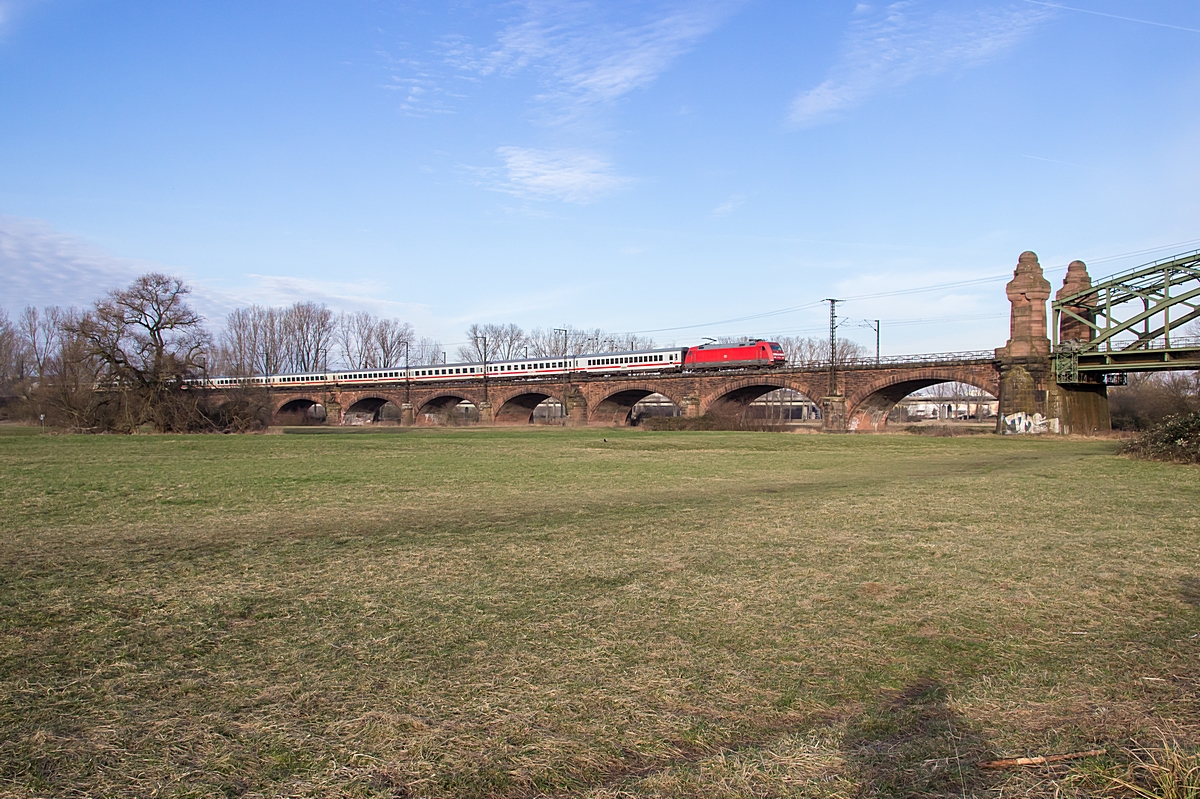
[681,396,701,418]
[477,401,494,425]
[401,402,414,426]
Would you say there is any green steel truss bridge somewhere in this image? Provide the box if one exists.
[1052,248,1200,383]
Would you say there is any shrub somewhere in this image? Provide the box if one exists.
[1121,411,1200,464]
[642,413,787,432]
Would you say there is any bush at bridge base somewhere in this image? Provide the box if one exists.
[1121,411,1200,464]
[642,413,788,432]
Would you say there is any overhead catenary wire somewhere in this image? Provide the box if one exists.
[621,237,1200,337]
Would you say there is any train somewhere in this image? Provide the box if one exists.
[189,339,787,389]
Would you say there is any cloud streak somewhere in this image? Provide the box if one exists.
[485,146,629,203]
[449,1,740,119]
[711,193,746,216]
[790,2,1048,128]
[0,216,142,314]
[0,216,434,329]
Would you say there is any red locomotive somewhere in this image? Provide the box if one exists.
[682,339,786,369]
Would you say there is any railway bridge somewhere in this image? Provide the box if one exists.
[237,249,1199,433]
[268,354,1001,432]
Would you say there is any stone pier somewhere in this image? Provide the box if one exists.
[995,251,1110,434]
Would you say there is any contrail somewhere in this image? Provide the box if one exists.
[1025,0,1200,34]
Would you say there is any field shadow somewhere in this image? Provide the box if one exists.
[1179,577,1200,607]
[841,678,995,798]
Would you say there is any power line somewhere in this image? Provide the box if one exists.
[623,238,1200,337]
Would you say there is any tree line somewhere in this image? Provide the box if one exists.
[1,272,881,433]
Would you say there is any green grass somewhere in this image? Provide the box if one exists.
[0,427,1197,797]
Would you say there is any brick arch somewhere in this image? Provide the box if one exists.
[416,392,479,419]
[845,366,1000,432]
[272,393,325,415]
[494,390,560,424]
[591,383,685,426]
[700,376,822,417]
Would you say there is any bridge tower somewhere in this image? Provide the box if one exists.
[994,251,1110,434]
[1048,260,1110,433]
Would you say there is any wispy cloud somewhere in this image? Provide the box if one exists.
[711,193,746,217]
[790,2,1048,128]
[447,1,740,120]
[0,216,433,329]
[0,216,142,314]
[378,50,460,117]
[483,146,629,203]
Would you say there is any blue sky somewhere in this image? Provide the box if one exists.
[2,0,1199,355]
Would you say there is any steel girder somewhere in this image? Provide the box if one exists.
[1052,249,1200,382]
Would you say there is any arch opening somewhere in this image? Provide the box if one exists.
[418,395,476,425]
[853,379,997,432]
[532,398,566,425]
[745,388,820,426]
[595,389,680,425]
[496,392,554,424]
[344,397,402,425]
[706,384,817,422]
[277,398,326,424]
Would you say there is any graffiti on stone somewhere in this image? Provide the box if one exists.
[1002,411,1060,435]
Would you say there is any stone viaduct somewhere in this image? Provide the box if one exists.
[268,357,1003,432]
[235,251,1114,433]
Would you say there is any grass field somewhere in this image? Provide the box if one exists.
[0,427,1197,797]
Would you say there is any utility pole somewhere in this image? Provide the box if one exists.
[860,319,880,365]
[825,299,841,396]
[554,328,568,422]
[478,336,488,403]
[404,341,410,407]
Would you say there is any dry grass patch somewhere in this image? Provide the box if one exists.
[0,428,1198,797]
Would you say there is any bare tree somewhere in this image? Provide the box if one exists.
[39,307,107,429]
[18,306,63,381]
[0,309,29,386]
[68,273,213,432]
[336,311,379,369]
[219,307,258,377]
[411,336,443,366]
[596,333,655,353]
[527,327,566,357]
[776,335,868,366]
[217,305,285,376]
[283,302,335,372]
[568,327,604,354]
[458,323,527,362]
[373,318,414,368]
